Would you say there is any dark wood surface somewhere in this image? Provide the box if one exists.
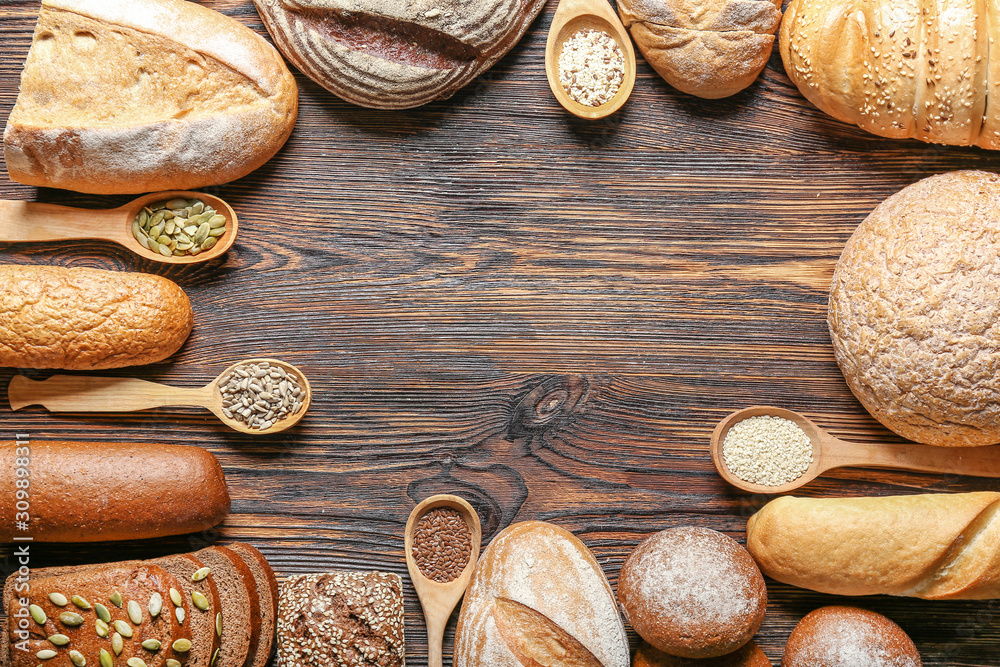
[2,1,1000,664]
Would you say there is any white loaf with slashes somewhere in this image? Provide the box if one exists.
[453,520,630,667]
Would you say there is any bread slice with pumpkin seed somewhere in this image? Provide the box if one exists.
[150,555,222,667]
[224,544,278,667]
[192,548,259,667]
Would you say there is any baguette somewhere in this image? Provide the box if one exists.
[4,0,298,194]
[0,264,192,370]
[746,493,1000,599]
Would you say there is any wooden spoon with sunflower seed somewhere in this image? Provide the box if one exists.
[8,358,310,434]
[0,190,238,264]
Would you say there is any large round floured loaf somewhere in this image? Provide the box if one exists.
[829,170,1000,446]
[4,0,298,194]
[253,0,547,109]
[453,520,629,667]
[782,606,921,667]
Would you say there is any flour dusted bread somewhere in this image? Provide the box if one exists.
[782,607,921,667]
[0,264,192,369]
[253,0,546,109]
[4,0,297,194]
[780,0,995,147]
[829,170,1000,446]
[746,493,1000,599]
[634,641,771,666]
[453,520,629,667]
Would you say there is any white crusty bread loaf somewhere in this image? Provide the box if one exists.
[4,0,298,194]
[780,0,993,147]
[746,493,1000,600]
[453,521,629,667]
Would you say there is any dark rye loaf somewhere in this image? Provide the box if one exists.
[151,555,222,667]
[225,544,278,667]
[192,548,259,667]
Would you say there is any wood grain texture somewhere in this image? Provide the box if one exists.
[1,1,1000,665]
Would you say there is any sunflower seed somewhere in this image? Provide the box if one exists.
[48,635,70,646]
[171,639,192,653]
[127,659,147,667]
[71,595,91,610]
[113,620,133,637]
[215,612,222,637]
[49,593,68,607]
[29,604,47,625]
[70,650,86,667]
[141,639,161,651]
[127,600,142,625]
[112,633,124,655]
[175,608,185,624]
[191,591,210,611]
[149,593,162,618]
[37,651,57,660]
[191,567,211,582]
[95,619,109,638]
[100,650,113,667]
[60,612,84,627]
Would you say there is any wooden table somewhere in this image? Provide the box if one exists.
[2,1,999,665]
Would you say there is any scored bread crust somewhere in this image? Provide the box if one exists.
[828,170,1000,446]
[453,521,629,667]
[779,0,990,147]
[0,264,193,370]
[252,0,547,109]
[746,493,1000,599]
[3,0,298,194]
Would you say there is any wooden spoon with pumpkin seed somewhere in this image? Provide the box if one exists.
[8,358,310,435]
[0,190,238,264]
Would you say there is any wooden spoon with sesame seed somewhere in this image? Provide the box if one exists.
[405,494,482,667]
[544,0,636,119]
[710,405,1000,494]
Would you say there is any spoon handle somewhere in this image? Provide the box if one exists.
[827,439,1000,478]
[0,200,119,243]
[8,375,212,412]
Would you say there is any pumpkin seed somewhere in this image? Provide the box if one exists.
[148,593,162,618]
[60,612,84,627]
[208,215,226,228]
[70,650,86,667]
[127,600,142,625]
[208,227,226,238]
[191,567,211,582]
[127,659,147,667]
[211,649,219,667]
[191,591,210,611]
[110,591,123,608]
[175,608,185,625]
[113,620,133,638]
[176,242,194,251]
[49,593,68,606]
[48,635,70,646]
[190,202,205,215]
[162,210,175,220]
[100,650,113,667]
[169,588,182,607]
[29,604,47,625]
[147,239,161,254]
[155,234,172,246]
[132,198,222,257]
[158,244,172,258]
[191,223,210,245]
[112,633,124,655]
[36,650,57,660]
[171,639,192,653]
[71,595,91,610]
[95,619,109,638]
[141,639,161,651]
[149,211,166,226]
[215,612,222,637]
[201,236,218,251]
[95,603,111,624]
[166,661,181,667]
[165,199,188,210]
[139,210,150,226]
[164,221,176,236]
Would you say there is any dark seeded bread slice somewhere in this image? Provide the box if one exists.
[194,547,258,667]
[152,554,222,667]
[226,543,278,667]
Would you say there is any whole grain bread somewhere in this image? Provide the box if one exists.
[0,264,192,370]
[0,442,229,543]
[192,548,259,667]
[253,0,547,109]
[828,170,1000,446]
[225,544,278,667]
[151,555,222,667]
[4,0,298,194]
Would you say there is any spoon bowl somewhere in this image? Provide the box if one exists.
[711,405,1000,493]
[544,0,636,119]
[404,494,481,667]
[0,190,238,264]
[8,357,309,434]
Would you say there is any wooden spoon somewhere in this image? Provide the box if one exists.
[8,358,309,434]
[710,405,1000,494]
[544,0,636,119]
[0,190,238,264]
[405,494,482,667]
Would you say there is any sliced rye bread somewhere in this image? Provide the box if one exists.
[3,562,193,667]
[151,554,222,667]
[225,543,278,667]
[193,547,258,667]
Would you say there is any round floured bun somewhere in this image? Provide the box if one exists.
[617,527,767,659]
[829,170,1000,446]
[635,641,772,666]
[782,607,921,667]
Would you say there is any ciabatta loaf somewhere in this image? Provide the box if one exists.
[746,493,1000,599]
[4,0,298,194]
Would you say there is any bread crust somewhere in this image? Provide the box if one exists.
[0,264,192,370]
[746,493,1000,599]
[4,0,297,194]
[634,641,771,666]
[453,520,629,667]
[782,607,921,667]
[0,442,229,543]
